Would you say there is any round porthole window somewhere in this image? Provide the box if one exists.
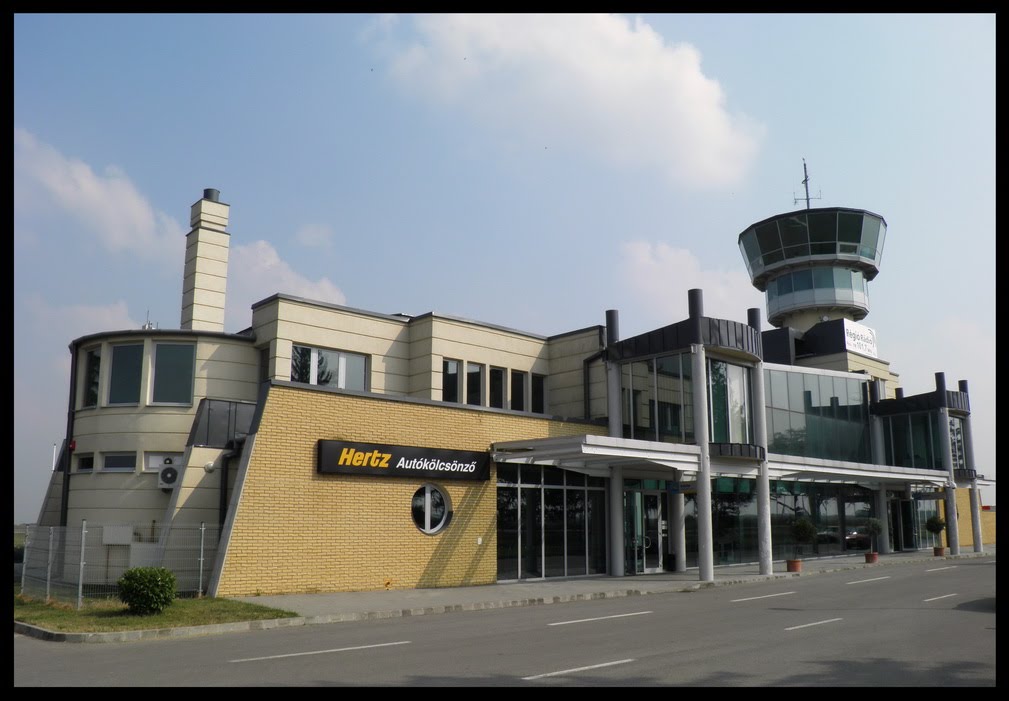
[412,484,452,535]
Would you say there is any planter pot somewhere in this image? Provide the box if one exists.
[865,552,879,564]
[933,546,946,556]
[786,559,802,573]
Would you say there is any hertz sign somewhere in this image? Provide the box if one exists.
[317,440,490,481]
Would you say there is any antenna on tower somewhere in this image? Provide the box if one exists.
[793,158,822,209]
[142,310,155,330]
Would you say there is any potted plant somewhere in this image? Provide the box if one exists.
[863,517,883,563]
[787,516,818,573]
[925,514,946,556]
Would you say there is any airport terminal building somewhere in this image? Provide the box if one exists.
[32,189,995,597]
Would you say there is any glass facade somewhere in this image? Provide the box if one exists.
[881,411,944,470]
[682,479,878,566]
[620,352,696,443]
[764,368,869,462]
[738,208,886,279]
[496,464,607,581]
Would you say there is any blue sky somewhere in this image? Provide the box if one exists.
[13,13,995,523]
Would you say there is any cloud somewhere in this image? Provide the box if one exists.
[619,241,765,329]
[13,127,185,261]
[295,224,335,248]
[372,13,763,188]
[226,240,347,330]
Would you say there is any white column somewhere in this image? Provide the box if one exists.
[961,413,984,553]
[969,481,984,553]
[691,344,713,582]
[670,482,686,572]
[750,360,772,575]
[938,407,961,555]
[875,485,892,554]
[609,466,624,577]
[606,339,625,576]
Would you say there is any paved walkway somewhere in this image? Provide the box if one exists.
[14,547,994,643]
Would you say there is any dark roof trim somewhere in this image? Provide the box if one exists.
[608,316,762,363]
[736,205,888,241]
[70,327,255,349]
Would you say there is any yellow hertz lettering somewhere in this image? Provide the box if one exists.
[337,448,392,468]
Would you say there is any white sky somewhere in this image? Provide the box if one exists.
[13,13,995,522]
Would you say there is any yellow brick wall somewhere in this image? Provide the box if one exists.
[215,385,604,596]
[942,488,996,548]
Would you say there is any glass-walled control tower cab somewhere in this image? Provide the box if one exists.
[738,207,887,332]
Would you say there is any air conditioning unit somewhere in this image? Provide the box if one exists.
[158,462,179,489]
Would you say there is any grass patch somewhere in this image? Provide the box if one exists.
[14,593,300,633]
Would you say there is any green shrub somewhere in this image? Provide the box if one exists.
[14,545,24,564]
[925,515,946,535]
[117,567,177,615]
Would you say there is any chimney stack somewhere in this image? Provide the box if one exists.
[181,189,230,332]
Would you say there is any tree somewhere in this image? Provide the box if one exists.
[864,517,883,554]
[791,516,818,559]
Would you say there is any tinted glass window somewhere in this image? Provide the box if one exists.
[152,344,195,404]
[109,344,143,404]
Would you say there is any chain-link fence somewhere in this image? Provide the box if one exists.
[20,522,221,609]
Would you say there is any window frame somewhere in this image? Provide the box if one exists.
[107,343,144,406]
[82,346,101,408]
[102,452,137,473]
[411,483,453,535]
[290,344,370,391]
[151,342,196,405]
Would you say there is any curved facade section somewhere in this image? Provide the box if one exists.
[64,329,259,525]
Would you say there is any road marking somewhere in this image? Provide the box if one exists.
[522,659,635,680]
[846,576,891,585]
[785,618,843,631]
[730,591,796,602]
[926,566,957,572]
[923,593,958,602]
[230,640,411,663]
[548,611,652,626]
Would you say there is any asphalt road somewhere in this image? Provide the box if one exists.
[14,557,995,686]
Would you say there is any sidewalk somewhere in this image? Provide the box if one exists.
[14,547,994,644]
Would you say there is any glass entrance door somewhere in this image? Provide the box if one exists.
[624,491,664,574]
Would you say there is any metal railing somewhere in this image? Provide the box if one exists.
[19,522,221,609]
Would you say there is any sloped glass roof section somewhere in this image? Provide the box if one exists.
[738,207,887,290]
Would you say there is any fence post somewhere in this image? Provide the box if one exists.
[198,522,206,598]
[77,520,87,610]
[46,527,54,602]
[20,527,31,592]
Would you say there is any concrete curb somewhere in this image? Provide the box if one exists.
[14,551,991,643]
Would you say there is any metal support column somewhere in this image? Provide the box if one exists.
[691,343,713,583]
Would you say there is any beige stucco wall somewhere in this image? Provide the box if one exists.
[213,385,605,596]
[64,332,258,525]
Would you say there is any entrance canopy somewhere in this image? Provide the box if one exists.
[492,434,952,490]
[491,435,700,480]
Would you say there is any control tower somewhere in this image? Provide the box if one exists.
[738,204,887,332]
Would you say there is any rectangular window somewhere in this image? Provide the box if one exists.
[443,359,459,402]
[291,344,368,391]
[103,453,136,472]
[108,343,143,405]
[77,454,94,472]
[489,367,506,409]
[511,370,526,411]
[531,373,546,414]
[152,343,195,404]
[466,363,484,406]
[83,347,101,408]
